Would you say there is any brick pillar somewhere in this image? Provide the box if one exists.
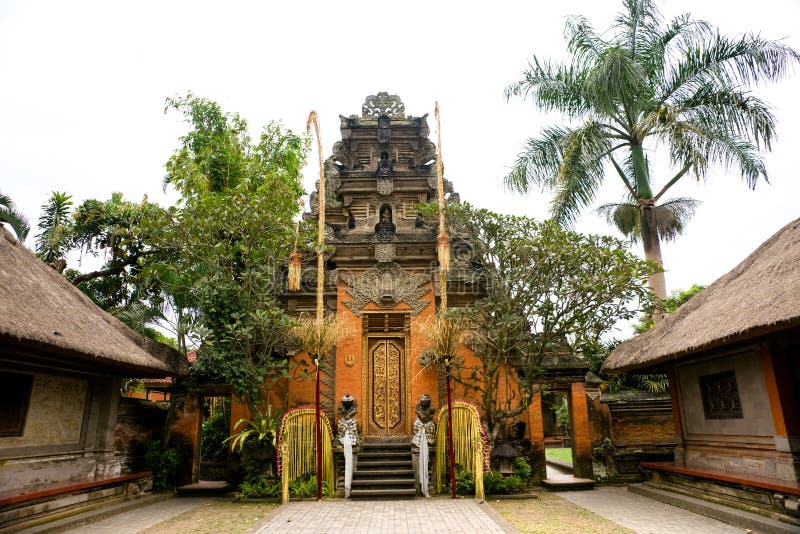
[569,382,593,479]
[527,392,547,482]
[666,366,685,464]
[761,345,800,457]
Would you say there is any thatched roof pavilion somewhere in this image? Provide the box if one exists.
[0,228,187,377]
[604,217,800,374]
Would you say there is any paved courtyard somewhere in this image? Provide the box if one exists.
[559,486,746,534]
[249,499,513,534]
[53,488,754,534]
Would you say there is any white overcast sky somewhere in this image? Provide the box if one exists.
[2,0,799,302]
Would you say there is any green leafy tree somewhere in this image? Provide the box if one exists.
[35,191,73,262]
[444,203,652,440]
[0,191,30,242]
[505,0,799,302]
[635,283,706,332]
[153,94,308,408]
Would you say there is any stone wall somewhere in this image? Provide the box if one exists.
[114,397,169,470]
[0,369,121,492]
[589,391,676,482]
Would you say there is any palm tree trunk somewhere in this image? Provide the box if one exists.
[639,202,667,321]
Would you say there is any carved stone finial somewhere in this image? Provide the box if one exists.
[362,92,406,119]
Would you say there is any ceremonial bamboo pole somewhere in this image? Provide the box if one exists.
[435,102,456,498]
[307,111,324,501]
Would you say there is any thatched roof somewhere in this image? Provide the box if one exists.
[0,228,188,377]
[604,218,800,374]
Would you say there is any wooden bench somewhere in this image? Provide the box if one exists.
[0,472,152,531]
[641,461,800,496]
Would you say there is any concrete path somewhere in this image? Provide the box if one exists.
[60,497,216,534]
[249,499,516,534]
[558,486,747,534]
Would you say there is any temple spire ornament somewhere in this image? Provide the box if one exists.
[307,110,325,502]
[435,102,450,311]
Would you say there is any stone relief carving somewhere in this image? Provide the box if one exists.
[341,262,429,316]
[362,92,406,119]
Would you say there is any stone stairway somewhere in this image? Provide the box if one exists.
[350,439,416,498]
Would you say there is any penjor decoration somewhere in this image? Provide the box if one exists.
[435,102,450,286]
[288,222,302,292]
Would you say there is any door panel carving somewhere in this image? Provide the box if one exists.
[367,338,406,435]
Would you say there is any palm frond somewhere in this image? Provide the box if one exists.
[505,57,589,118]
[672,84,776,150]
[661,33,800,108]
[0,192,31,242]
[652,197,700,241]
[597,197,698,243]
[597,202,640,239]
[550,121,614,226]
[564,15,607,65]
[504,126,571,194]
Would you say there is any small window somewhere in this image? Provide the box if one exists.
[0,372,34,436]
[699,370,743,420]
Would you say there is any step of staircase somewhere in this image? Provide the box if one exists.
[350,439,415,499]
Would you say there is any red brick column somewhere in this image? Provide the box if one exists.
[569,382,593,479]
[761,344,800,457]
[527,392,547,482]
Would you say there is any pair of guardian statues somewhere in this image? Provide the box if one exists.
[336,393,436,497]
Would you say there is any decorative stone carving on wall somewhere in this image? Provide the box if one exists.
[362,92,406,119]
[376,177,393,195]
[699,370,743,420]
[342,262,429,316]
[375,243,396,263]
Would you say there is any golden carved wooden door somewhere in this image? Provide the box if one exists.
[366,338,406,436]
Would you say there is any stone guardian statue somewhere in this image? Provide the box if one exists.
[411,394,436,496]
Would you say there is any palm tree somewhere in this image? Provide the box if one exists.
[0,191,30,242]
[504,0,799,302]
[35,191,73,263]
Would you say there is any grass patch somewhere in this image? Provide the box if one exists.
[142,500,277,534]
[491,490,632,534]
[545,447,572,465]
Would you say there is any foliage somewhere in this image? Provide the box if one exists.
[144,440,179,492]
[505,0,800,298]
[290,315,352,361]
[454,458,531,496]
[586,340,669,394]
[635,284,706,332]
[554,397,571,433]
[288,474,331,499]
[152,93,308,405]
[417,310,468,367]
[35,191,73,263]
[454,464,475,496]
[201,408,231,464]
[239,477,281,499]
[227,405,280,452]
[0,190,30,242]
[442,203,652,442]
[121,378,145,396]
[512,456,532,482]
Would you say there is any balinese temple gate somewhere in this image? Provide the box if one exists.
[278,93,594,496]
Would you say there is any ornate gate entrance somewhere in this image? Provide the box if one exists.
[366,337,407,436]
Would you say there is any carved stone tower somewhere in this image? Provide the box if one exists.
[287,93,476,437]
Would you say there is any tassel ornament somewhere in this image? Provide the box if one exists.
[288,252,302,292]
[437,233,450,274]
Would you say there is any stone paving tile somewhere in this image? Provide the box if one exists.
[60,497,217,534]
[558,486,747,534]
[251,499,511,534]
